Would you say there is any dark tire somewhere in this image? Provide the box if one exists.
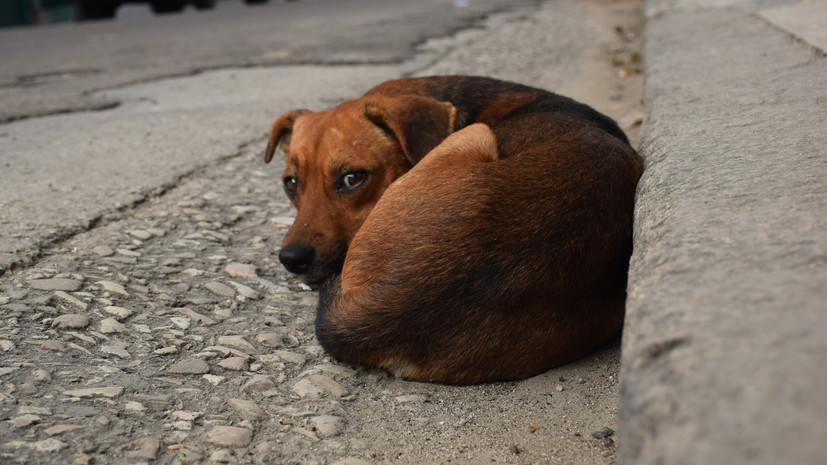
[192,0,216,9]
[80,0,118,19]
[244,0,270,4]
[150,0,186,14]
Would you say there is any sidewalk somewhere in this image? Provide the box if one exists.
[620,1,827,464]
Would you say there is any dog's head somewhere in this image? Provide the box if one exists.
[264,94,458,286]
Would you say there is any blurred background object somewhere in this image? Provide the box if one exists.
[0,0,280,26]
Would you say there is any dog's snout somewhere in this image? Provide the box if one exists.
[279,244,315,274]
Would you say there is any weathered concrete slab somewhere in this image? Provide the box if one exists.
[620,1,827,464]
[760,0,827,52]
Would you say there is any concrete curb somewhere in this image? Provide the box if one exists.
[620,1,827,464]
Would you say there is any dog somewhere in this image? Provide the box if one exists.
[264,76,642,384]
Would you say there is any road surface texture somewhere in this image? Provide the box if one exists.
[0,0,644,464]
[619,0,827,464]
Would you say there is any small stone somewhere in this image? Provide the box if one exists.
[154,346,178,355]
[4,438,67,452]
[28,278,82,291]
[209,449,235,463]
[133,324,151,333]
[310,375,349,397]
[182,268,205,277]
[224,263,257,278]
[229,281,259,299]
[124,401,146,413]
[227,398,264,419]
[100,345,130,358]
[126,438,161,460]
[53,291,88,309]
[204,426,253,448]
[168,358,210,374]
[97,280,129,295]
[9,414,41,427]
[241,374,275,392]
[317,364,357,378]
[171,410,203,421]
[170,317,191,330]
[146,228,166,237]
[116,248,142,257]
[0,340,15,351]
[40,340,66,351]
[218,357,249,371]
[99,318,126,334]
[63,386,124,398]
[255,333,284,348]
[292,378,324,399]
[7,287,29,299]
[91,245,114,257]
[127,230,153,240]
[177,307,216,325]
[172,421,193,431]
[555,385,564,392]
[308,415,346,438]
[205,282,235,297]
[103,306,133,319]
[51,314,90,329]
[203,374,225,385]
[217,336,257,353]
[32,369,52,383]
[44,424,83,436]
[509,444,520,455]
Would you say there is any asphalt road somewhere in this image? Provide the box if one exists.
[0,0,538,274]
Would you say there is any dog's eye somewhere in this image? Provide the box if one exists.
[283,176,299,196]
[337,171,368,193]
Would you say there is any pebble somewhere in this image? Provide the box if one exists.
[100,345,130,358]
[97,280,129,295]
[292,378,325,399]
[63,386,124,398]
[172,410,203,421]
[32,369,52,383]
[9,414,41,427]
[178,308,216,325]
[0,340,15,351]
[229,281,259,299]
[170,317,191,330]
[309,415,346,438]
[205,282,235,297]
[310,375,349,397]
[256,333,284,348]
[241,374,275,392]
[126,438,161,460]
[103,306,133,319]
[127,230,153,240]
[50,314,90,329]
[167,358,210,374]
[44,424,83,436]
[217,336,257,353]
[100,318,126,334]
[155,346,178,355]
[53,291,88,309]
[209,449,235,463]
[203,374,225,385]
[204,426,253,448]
[40,340,66,351]
[4,438,67,452]
[224,263,257,278]
[91,245,114,257]
[218,356,249,371]
[28,278,82,291]
[227,398,264,419]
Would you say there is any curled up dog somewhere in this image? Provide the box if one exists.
[264,76,643,384]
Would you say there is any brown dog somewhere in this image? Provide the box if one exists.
[264,76,642,384]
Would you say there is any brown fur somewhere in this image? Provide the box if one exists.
[264,76,642,384]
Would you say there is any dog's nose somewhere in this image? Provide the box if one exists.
[279,244,315,274]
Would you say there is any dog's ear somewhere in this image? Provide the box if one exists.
[264,110,309,164]
[363,96,457,165]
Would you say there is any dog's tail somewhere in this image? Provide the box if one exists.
[315,274,346,358]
